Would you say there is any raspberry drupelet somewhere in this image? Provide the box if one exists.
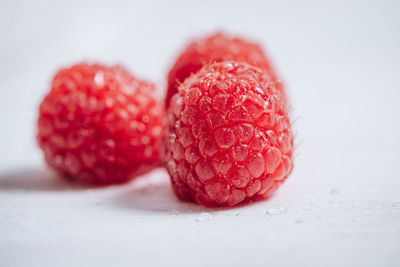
[37,63,164,184]
[164,61,293,207]
[166,32,283,108]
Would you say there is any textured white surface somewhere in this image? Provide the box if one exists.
[0,0,399,266]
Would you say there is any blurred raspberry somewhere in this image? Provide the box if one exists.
[37,63,164,184]
[166,32,283,108]
[164,61,293,207]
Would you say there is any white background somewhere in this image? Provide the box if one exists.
[0,0,399,266]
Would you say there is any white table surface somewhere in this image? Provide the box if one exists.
[1,0,399,266]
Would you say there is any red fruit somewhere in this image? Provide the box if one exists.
[164,61,293,207]
[166,32,283,108]
[37,63,165,184]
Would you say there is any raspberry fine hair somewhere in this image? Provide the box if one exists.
[163,61,293,207]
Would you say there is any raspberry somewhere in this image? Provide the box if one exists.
[164,61,293,207]
[166,32,282,108]
[37,63,165,184]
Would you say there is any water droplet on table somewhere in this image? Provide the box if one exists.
[196,212,212,222]
[266,206,286,215]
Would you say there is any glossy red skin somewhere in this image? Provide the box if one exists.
[164,61,293,207]
[166,33,283,108]
[37,63,165,184]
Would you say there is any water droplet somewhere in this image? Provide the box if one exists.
[266,206,286,215]
[94,72,104,87]
[295,219,303,224]
[196,212,212,222]
[303,206,311,211]
[254,86,264,95]
[392,202,399,207]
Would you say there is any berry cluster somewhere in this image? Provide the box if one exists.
[37,32,293,207]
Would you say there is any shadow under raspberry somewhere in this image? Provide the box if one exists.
[111,169,227,214]
[0,167,92,192]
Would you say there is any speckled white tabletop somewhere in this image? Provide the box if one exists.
[0,1,399,266]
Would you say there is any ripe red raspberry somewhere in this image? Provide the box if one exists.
[166,32,283,108]
[37,63,165,184]
[164,61,293,207]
